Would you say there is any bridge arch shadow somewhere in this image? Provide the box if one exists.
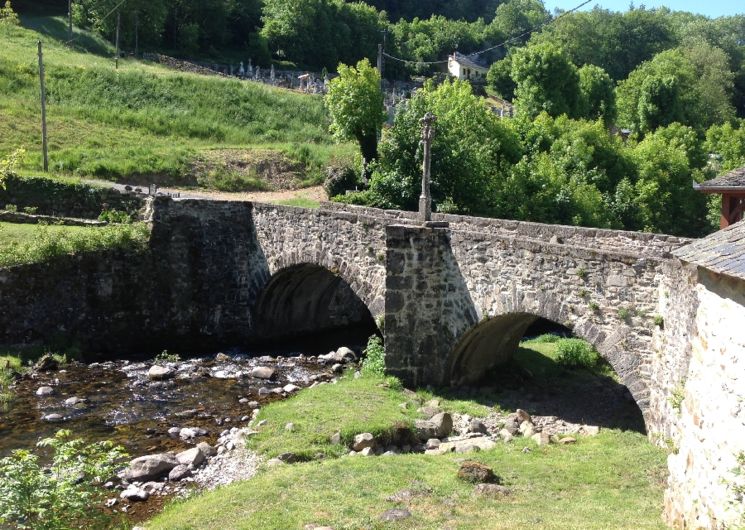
[446,315,646,433]
[253,263,379,351]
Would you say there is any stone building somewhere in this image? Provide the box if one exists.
[663,220,745,529]
[447,52,488,82]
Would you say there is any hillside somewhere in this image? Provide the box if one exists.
[0,17,351,190]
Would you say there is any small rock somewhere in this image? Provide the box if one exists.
[531,432,551,446]
[168,427,180,436]
[457,461,499,484]
[257,420,268,427]
[331,363,344,373]
[215,352,231,362]
[430,412,453,438]
[169,465,192,481]
[474,483,511,498]
[278,452,299,463]
[120,485,149,502]
[580,425,600,436]
[247,401,260,409]
[36,386,54,397]
[425,438,441,450]
[148,365,174,381]
[414,420,438,441]
[33,354,59,372]
[329,432,341,445]
[468,419,487,434]
[258,387,271,397]
[285,422,295,432]
[516,409,532,423]
[353,433,375,451]
[283,384,300,393]
[105,498,118,508]
[124,453,179,482]
[519,421,535,438]
[379,508,411,522]
[559,437,577,445]
[417,406,442,418]
[197,441,216,456]
[359,447,374,457]
[251,366,275,380]
[42,413,64,423]
[176,447,206,468]
[64,396,85,406]
[499,429,514,443]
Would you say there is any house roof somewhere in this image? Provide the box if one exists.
[450,52,488,71]
[694,166,745,192]
[673,220,745,281]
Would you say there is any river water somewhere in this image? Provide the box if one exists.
[0,349,337,458]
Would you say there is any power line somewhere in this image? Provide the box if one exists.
[382,0,595,68]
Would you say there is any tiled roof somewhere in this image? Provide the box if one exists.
[673,220,745,281]
[695,166,745,190]
[451,52,488,71]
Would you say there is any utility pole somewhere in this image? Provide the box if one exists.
[37,41,49,172]
[419,112,436,223]
[134,12,139,57]
[67,0,72,42]
[115,11,120,69]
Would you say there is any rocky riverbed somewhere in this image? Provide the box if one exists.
[0,346,358,523]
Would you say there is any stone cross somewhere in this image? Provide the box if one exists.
[419,112,437,222]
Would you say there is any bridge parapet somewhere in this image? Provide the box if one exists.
[320,202,692,257]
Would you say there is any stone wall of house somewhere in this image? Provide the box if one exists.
[663,268,745,529]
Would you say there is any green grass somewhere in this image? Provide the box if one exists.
[274,197,321,209]
[0,221,149,267]
[0,18,352,188]
[248,374,419,460]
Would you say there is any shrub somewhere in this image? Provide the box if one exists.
[0,148,24,189]
[0,1,19,26]
[361,335,385,376]
[555,338,599,369]
[98,209,132,224]
[323,163,360,198]
[0,429,127,530]
[155,350,180,363]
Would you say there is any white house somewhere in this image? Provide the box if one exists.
[448,52,488,81]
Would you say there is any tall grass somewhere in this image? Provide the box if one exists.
[0,222,150,267]
[0,20,348,184]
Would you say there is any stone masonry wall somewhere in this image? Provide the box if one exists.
[664,269,745,529]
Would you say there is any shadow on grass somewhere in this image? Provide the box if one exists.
[21,15,113,56]
[430,345,646,434]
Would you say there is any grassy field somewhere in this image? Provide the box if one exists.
[0,221,149,267]
[149,342,668,530]
[0,17,352,189]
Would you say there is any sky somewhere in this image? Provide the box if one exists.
[544,0,743,18]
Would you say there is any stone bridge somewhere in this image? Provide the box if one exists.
[146,198,687,427]
[3,197,743,529]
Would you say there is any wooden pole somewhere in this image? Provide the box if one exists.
[37,41,49,172]
[134,11,139,57]
[115,11,120,69]
[68,0,73,42]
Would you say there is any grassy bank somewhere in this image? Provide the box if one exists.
[0,18,352,188]
[149,340,668,530]
[0,221,149,267]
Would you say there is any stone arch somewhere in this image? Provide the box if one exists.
[446,305,648,418]
[262,249,385,319]
[253,262,380,342]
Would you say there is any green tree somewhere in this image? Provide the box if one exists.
[616,49,696,134]
[0,1,19,25]
[511,43,581,119]
[325,59,385,167]
[706,119,745,171]
[629,123,709,235]
[486,56,515,100]
[0,430,127,530]
[367,79,522,216]
[577,64,616,125]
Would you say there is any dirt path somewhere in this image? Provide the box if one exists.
[84,179,327,204]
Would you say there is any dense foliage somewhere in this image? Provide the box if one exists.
[0,429,127,530]
[555,338,599,369]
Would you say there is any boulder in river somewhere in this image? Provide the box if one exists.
[176,447,206,468]
[169,465,192,481]
[120,484,149,502]
[123,453,179,482]
[36,386,54,397]
[251,366,275,380]
[320,347,356,363]
[148,365,175,381]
